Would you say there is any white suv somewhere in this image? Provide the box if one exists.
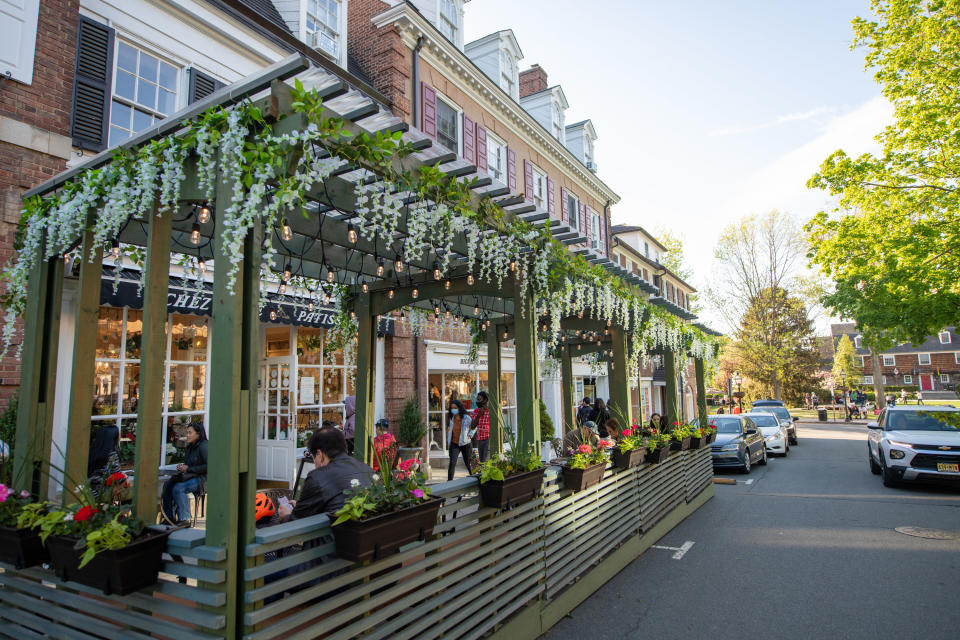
[867,405,960,487]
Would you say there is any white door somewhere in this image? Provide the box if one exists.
[257,358,295,485]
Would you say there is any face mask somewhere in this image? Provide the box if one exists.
[450,408,459,415]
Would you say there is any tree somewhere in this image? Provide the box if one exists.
[832,335,861,386]
[397,397,426,448]
[653,226,693,282]
[806,0,960,348]
[727,287,820,403]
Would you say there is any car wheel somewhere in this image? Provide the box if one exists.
[879,451,899,487]
[868,444,881,475]
[758,447,767,465]
[741,450,751,474]
[782,444,789,457]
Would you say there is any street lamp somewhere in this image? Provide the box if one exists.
[732,371,743,412]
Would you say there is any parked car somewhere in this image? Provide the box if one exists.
[709,414,767,473]
[743,412,789,456]
[750,399,799,445]
[867,405,960,487]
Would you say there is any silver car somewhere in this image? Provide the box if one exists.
[743,412,789,456]
[867,405,960,487]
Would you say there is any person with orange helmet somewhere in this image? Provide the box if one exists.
[255,492,276,524]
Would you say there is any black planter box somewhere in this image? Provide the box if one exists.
[479,468,545,509]
[561,463,606,491]
[612,447,646,470]
[645,446,671,464]
[47,528,172,595]
[670,435,691,451]
[0,525,49,569]
[689,436,707,450]
[332,497,443,563]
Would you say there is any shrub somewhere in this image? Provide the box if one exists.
[397,397,426,448]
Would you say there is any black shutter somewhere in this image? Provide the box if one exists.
[71,16,115,151]
[188,68,225,104]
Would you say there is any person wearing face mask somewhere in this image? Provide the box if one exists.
[446,399,474,480]
[471,391,491,462]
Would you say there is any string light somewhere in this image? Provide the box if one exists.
[503,328,509,340]
[324,292,331,304]
[111,239,120,260]
[278,282,286,294]
[198,204,211,224]
[444,279,451,290]
[197,258,205,272]
[282,222,292,241]
[361,279,369,294]
[350,310,357,320]
[467,274,474,285]
[388,288,395,299]
[433,262,441,280]
[474,302,480,315]
[445,310,451,319]
[508,259,516,272]
[412,287,419,299]
[395,257,404,272]
[269,308,277,321]
[283,263,292,281]
[308,300,314,312]
[377,258,385,277]
[399,309,405,318]
[191,223,200,245]
[347,223,357,244]
[327,267,335,283]
[433,302,440,315]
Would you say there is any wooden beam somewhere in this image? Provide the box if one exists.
[695,357,708,429]
[486,326,502,457]
[560,347,574,433]
[664,348,679,427]
[512,281,540,452]
[354,296,376,465]
[608,326,631,428]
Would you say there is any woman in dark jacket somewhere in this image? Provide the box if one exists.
[161,423,208,525]
[593,399,611,437]
[87,424,120,498]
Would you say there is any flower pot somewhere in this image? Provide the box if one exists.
[670,435,691,451]
[0,525,49,569]
[479,467,545,509]
[332,497,443,563]
[708,432,717,443]
[397,446,422,465]
[46,527,172,595]
[561,463,606,491]
[645,446,671,464]
[689,436,707,450]
[612,447,646,470]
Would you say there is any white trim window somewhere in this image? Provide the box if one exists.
[882,355,896,367]
[589,209,601,251]
[939,331,951,344]
[438,0,458,42]
[941,374,950,384]
[863,375,874,385]
[531,164,547,210]
[955,352,960,365]
[882,375,888,384]
[566,192,579,228]
[500,48,515,96]
[435,94,461,154]
[485,131,506,183]
[854,336,861,348]
[551,99,564,140]
[918,353,931,365]
[860,355,866,367]
[903,375,913,384]
[306,0,340,59]
[110,41,179,146]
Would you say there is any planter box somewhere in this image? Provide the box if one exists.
[612,447,646,470]
[689,436,707,450]
[670,436,691,451]
[0,525,48,569]
[708,432,717,443]
[47,527,172,595]
[479,468,545,509]
[645,446,671,464]
[561,463,606,491]
[333,497,443,563]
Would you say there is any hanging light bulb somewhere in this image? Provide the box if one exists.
[308,300,314,312]
[467,274,474,286]
[444,279,451,290]
[197,258,205,272]
[560,334,566,342]
[327,267,335,283]
[191,223,200,245]
[199,204,211,224]
[347,223,358,244]
[395,257,404,272]
[605,328,610,336]
[111,239,120,260]
[282,222,292,241]
[278,281,286,294]
[350,310,357,320]
[433,262,441,280]
[577,343,582,351]
[474,303,480,315]
[283,263,292,281]
[433,302,440,315]
[503,328,509,340]
[509,258,516,272]
[377,258,385,277]
[388,288,395,299]
[361,279,369,293]
[445,310,451,319]
[577,310,583,319]
[412,287,419,299]
[269,308,277,321]
[323,292,331,304]
[460,318,466,327]
[400,309,405,319]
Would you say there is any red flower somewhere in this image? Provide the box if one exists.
[106,472,127,487]
[621,428,634,437]
[578,444,593,455]
[75,506,98,522]
[673,421,679,426]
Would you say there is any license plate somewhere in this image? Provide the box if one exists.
[937,463,959,473]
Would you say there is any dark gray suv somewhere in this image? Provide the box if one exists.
[751,399,799,445]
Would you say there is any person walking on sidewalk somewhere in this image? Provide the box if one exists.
[917,390,924,405]
[446,399,474,481]
[900,388,907,405]
[471,391,491,462]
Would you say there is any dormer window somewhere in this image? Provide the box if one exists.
[584,138,594,168]
[500,49,515,96]
[439,0,458,42]
[306,0,340,59]
[552,100,563,140]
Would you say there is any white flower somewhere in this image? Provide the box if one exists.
[63,514,74,522]
[350,478,360,488]
[372,473,380,482]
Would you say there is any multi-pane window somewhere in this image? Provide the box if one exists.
[307,0,340,58]
[590,210,601,251]
[903,375,913,384]
[863,375,874,385]
[552,101,563,140]
[854,336,861,348]
[939,331,951,344]
[942,374,950,383]
[427,370,516,455]
[295,327,354,445]
[500,49,515,95]
[956,352,960,365]
[438,0,457,41]
[486,132,506,182]
[918,353,931,365]
[567,192,579,228]
[436,96,459,153]
[882,355,895,366]
[532,165,547,209]
[110,42,178,146]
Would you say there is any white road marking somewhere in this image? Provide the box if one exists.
[743,479,754,485]
[651,540,695,559]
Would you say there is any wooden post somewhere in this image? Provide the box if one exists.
[63,232,103,502]
[664,348,679,428]
[560,346,574,433]
[486,326,502,456]
[695,357,708,428]
[608,326,632,429]
[354,296,376,465]
[13,256,63,496]
[512,283,540,451]
[207,182,262,638]
[132,207,171,521]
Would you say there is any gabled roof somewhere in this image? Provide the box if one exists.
[610,224,668,252]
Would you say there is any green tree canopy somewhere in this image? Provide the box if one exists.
[806,0,960,349]
[832,334,861,387]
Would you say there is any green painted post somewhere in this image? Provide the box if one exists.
[486,326,502,455]
[664,348,679,429]
[609,326,632,429]
[63,233,103,501]
[353,296,376,465]
[13,256,63,496]
[512,283,540,452]
[133,207,171,522]
[695,357,708,428]
[560,346,574,432]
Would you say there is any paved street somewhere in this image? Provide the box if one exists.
[545,421,960,640]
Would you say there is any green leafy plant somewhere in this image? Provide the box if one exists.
[477,424,542,484]
[0,482,35,527]
[615,427,644,454]
[645,433,672,453]
[670,423,692,441]
[0,397,16,485]
[397,397,426,448]
[565,434,614,470]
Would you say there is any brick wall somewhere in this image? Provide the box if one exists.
[519,64,548,97]
[348,0,411,119]
[859,351,960,386]
[0,0,78,408]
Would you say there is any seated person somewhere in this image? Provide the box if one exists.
[161,423,208,525]
[563,421,599,453]
[278,427,373,521]
[604,418,621,440]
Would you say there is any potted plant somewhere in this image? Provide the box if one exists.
[0,484,49,569]
[644,432,673,464]
[705,422,718,443]
[476,427,544,509]
[397,397,426,463]
[561,438,613,491]
[611,426,646,469]
[332,443,442,563]
[36,472,172,595]
[688,423,709,449]
[669,423,692,451]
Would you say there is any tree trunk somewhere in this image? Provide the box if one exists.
[870,347,886,410]
[772,376,782,401]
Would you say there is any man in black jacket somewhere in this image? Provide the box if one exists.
[278,427,373,521]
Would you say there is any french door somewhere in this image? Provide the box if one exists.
[257,357,295,484]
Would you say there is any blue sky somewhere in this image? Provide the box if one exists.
[465,0,889,322]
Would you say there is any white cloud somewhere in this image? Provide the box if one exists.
[710,105,839,137]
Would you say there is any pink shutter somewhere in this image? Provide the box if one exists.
[578,202,587,237]
[547,178,556,217]
[560,186,569,221]
[421,82,437,139]
[523,159,534,203]
[507,147,517,191]
[476,125,487,171]
[462,114,475,164]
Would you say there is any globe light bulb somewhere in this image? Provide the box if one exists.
[412,287,419,299]
[361,280,369,293]
[433,263,441,280]
[282,223,292,241]
[347,224,358,244]
[283,263,292,281]
[269,309,277,321]
[191,224,200,245]
[327,268,335,283]
[377,259,384,277]
[395,258,404,272]
[199,204,211,224]
[388,288,395,299]
[467,274,474,285]
[444,279,451,290]
[308,301,314,312]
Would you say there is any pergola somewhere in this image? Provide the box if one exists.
[9,55,716,633]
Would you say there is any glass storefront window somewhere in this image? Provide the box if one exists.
[170,314,207,362]
[297,328,324,365]
[125,311,143,358]
[426,370,517,455]
[167,364,206,411]
[93,362,120,415]
[97,307,123,358]
[322,367,344,405]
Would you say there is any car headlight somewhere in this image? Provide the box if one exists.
[721,443,740,451]
[765,435,779,442]
[888,449,906,460]
[887,440,913,449]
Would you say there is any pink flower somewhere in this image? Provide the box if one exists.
[410,488,425,499]
[578,444,593,455]
[621,428,633,438]
[398,459,416,471]
[0,484,8,503]
[597,439,613,449]
[20,490,30,499]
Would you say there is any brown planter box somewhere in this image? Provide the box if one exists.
[0,525,49,569]
[670,436,691,451]
[479,468,545,509]
[645,446,671,464]
[561,463,606,491]
[333,497,443,563]
[707,432,717,443]
[689,436,707,450]
[47,528,171,595]
[612,447,646,470]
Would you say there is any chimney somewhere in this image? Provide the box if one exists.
[519,64,548,97]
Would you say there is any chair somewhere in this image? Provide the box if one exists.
[191,485,206,527]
